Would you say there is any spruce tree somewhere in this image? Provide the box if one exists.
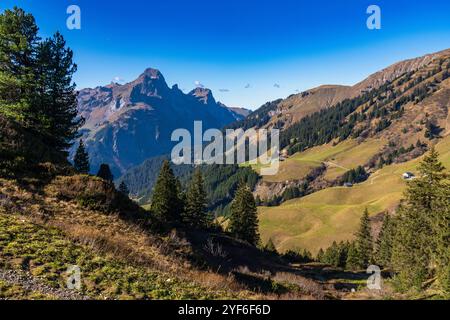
[375,213,394,268]
[0,7,38,124]
[346,241,359,270]
[355,209,373,268]
[183,170,208,229]
[73,139,89,174]
[317,248,325,263]
[434,176,450,294]
[229,182,260,246]
[337,241,350,268]
[34,32,82,151]
[302,249,313,263]
[97,164,113,182]
[324,241,340,267]
[150,161,182,223]
[118,181,130,196]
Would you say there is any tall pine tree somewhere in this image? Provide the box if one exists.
[229,182,260,246]
[346,241,359,270]
[391,147,449,292]
[73,139,89,174]
[375,213,394,268]
[34,32,82,151]
[150,161,182,223]
[433,172,450,294]
[183,170,209,229]
[0,7,38,124]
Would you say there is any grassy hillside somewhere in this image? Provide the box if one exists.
[259,135,450,254]
[0,213,227,300]
[0,175,326,300]
[247,138,385,185]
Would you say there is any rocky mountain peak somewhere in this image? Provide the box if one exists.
[75,68,247,176]
[189,87,216,105]
[141,68,164,80]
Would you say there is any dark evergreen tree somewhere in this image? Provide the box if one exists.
[34,32,82,151]
[302,249,313,263]
[0,7,38,124]
[391,147,449,292]
[341,166,368,184]
[337,241,350,268]
[183,170,208,228]
[346,241,359,270]
[73,139,89,174]
[375,213,394,268]
[355,209,373,268]
[118,181,129,196]
[324,241,340,267]
[97,164,113,182]
[150,161,182,223]
[229,182,260,245]
[434,172,450,294]
[316,248,325,263]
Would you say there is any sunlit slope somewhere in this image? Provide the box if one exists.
[259,136,450,254]
[248,138,385,183]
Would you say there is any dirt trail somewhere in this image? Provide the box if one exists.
[0,269,89,300]
[324,161,349,171]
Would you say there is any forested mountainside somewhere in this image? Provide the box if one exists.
[264,49,450,131]
[281,53,450,154]
[250,49,449,199]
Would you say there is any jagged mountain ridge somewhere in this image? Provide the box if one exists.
[76,68,248,176]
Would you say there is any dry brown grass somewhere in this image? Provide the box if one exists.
[1,176,329,300]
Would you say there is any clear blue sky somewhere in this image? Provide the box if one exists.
[1,0,450,109]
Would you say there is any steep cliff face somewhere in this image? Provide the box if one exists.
[75,68,245,176]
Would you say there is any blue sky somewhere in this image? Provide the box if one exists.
[1,0,450,109]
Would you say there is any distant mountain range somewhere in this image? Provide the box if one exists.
[75,68,250,176]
